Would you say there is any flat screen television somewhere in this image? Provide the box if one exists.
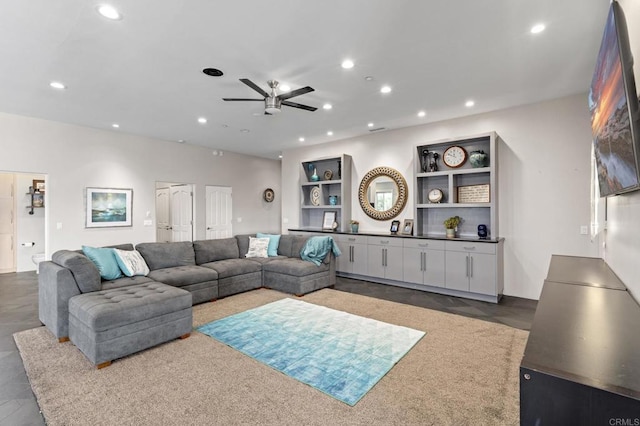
[589,1,640,197]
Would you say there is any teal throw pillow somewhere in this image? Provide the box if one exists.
[256,233,281,257]
[82,246,123,280]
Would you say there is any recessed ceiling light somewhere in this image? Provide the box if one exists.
[417,111,426,118]
[240,129,250,133]
[177,139,186,143]
[202,68,224,77]
[530,23,546,34]
[280,84,291,92]
[368,122,374,127]
[341,59,354,69]
[49,81,66,90]
[97,5,122,20]
[364,76,374,81]
[198,117,207,124]
[380,85,392,94]
[112,123,120,128]
[323,103,332,110]
[465,100,475,107]
[299,137,305,142]
[278,155,283,159]
[327,131,333,136]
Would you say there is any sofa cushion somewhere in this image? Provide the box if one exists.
[256,233,281,257]
[193,238,239,265]
[68,282,191,332]
[277,235,307,258]
[200,259,262,279]
[52,250,101,293]
[243,255,287,265]
[82,246,123,281]
[101,275,156,291]
[113,249,150,277]
[147,265,218,287]
[136,242,195,270]
[262,258,330,277]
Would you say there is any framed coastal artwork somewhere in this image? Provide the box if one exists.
[86,187,133,228]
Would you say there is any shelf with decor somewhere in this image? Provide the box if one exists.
[26,186,45,215]
[414,132,499,239]
[299,154,352,231]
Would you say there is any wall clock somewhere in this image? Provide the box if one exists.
[263,188,275,202]
[428,188,444,203]
[443,145,467,168]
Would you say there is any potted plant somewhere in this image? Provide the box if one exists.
[350,220,360,233]
[443,216,462,239]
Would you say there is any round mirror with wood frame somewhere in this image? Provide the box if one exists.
[358,166,408,220]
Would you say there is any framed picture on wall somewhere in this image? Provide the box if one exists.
[86,187,133,228]
[390,220,400,234]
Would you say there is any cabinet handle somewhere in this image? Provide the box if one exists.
[463,246,476,250]
[470,256,474,277]
[351,246,354,263]
[381,240,389,244]
[419,243,428,248]
[466,255,469,277]
[422,252,426,271]
[348,238,356,242]
[385,248,388,267]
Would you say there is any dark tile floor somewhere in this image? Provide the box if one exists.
[0,271,538,425]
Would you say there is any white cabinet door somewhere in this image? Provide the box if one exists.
[424,249,445,288]
[469,253,496,295]
[367,246,386,279]
[384,246,404,281]
[351,243,368,275]
[403,247,424,285]
[445,251,470,291]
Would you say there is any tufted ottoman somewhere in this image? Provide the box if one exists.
[68,282,193,368]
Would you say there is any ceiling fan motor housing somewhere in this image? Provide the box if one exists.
[265,97,281,114]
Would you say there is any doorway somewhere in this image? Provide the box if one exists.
[205,186,233,239]
[0,171,46,273]
[155,183,194,243]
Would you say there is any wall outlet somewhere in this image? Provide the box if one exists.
[143,219,152,226]
[580,225,588,235]
[56,222,63,230]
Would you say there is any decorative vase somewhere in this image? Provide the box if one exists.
[446,228,455,239]
[328,195,338,205]
[310,167,319,182]
[351,224,359,233]
[469,150,488,168]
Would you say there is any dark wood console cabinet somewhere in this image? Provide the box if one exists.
[520,255,640,425]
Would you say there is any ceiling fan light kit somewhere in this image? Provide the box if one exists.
[223,78,317,114]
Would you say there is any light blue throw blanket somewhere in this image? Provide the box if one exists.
[300,236,341,266]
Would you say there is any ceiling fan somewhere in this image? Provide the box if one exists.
[223,79,317,114]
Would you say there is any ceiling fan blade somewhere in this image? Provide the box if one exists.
[281,101,317,111]
[222,98,264,101]
[278,86,314,101]
[239,79,269,98]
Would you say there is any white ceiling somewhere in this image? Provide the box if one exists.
[0,0,610,159]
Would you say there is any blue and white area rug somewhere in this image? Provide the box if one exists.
[197,298,425,405]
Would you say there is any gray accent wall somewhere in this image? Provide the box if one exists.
[0,112,281,256]
[282,94,599,300]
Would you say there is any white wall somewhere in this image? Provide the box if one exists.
[602,0,640,301]
[282,94,599,300]
[16,173,45,272]
[0,112,281,256]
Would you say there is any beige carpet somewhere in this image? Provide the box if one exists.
[14,288,528,426]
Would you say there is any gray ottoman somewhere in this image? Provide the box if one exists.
[68,282,192,368]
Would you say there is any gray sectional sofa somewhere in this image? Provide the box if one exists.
[38,234,337,342]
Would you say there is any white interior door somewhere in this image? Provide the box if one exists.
[155,188,171,242]
[170,185,194,242]
[206,186,232,239]
[0,173,16,273]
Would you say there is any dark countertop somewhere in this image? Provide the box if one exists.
[288,228,503,243]
[545,254,627,290]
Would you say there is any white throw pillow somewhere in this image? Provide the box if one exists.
[113,249,150,277]
[245,237,270,258]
